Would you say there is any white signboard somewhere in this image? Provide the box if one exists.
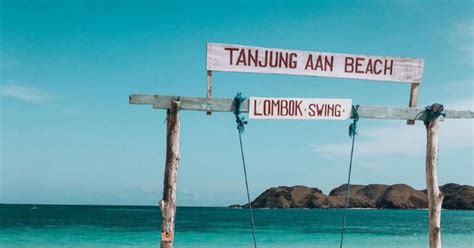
[249,97,352,120]
[207,43,424,83]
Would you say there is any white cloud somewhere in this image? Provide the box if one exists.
[311,124,425,157]
[454,18,474,57]
[311,101,473,157]
[1,83,54,105]
[439,80,473,98]
[445,97,473,110]
[456,18,474,39]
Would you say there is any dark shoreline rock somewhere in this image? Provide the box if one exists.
[440,183,474,210]
[376,184,428,209]
[229,183,474,210]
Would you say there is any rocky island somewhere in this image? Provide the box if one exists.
[230,183,474,210]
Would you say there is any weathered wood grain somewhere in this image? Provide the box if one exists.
[129,94,474,120]
[206,70,212,115]
[159,100,180,248]
[407,82,421,125]
[425,116,443,248]
[207,70,212,98]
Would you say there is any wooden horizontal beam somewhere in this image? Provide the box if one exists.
[129,94,474,121]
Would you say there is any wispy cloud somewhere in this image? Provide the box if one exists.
[310,100,473,157]
[454,18,474,58]
[1,83,54,105]
[311,124,424,157]
[438,80,473,98]
[445,97,473,110]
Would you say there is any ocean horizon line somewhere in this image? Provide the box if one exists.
[0,203,225,208]
[3,203,470,211]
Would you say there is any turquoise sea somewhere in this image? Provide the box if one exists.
[0,204,472,248]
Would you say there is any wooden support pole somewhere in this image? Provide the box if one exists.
[159,100,181,248]
[206,70,212,115]
[425,115,444,248]
[407,82,420,125]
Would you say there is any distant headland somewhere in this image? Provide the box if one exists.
[229,183,474,210]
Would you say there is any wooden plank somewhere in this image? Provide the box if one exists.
[207,43,424,83]
[129,94,474,120]
[249,97,352,120]
[130,94,242,112]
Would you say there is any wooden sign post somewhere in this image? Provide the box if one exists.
[206,70,212,115]
[206,43,424,124]
[408,82,421,124]
[130,94,473,248]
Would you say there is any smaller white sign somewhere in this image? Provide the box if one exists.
[249,97,352,120]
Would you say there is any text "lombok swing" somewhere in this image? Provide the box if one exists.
[249,97,352,120]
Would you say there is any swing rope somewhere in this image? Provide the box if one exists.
[339,104,360,248]
[233,93,257,248]
[232,96,359,248]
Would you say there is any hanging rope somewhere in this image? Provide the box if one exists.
[233,92,257,248]
[339,104,360,248]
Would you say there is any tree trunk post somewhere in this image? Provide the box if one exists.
[425,115,444,248]
[160,100,181,248]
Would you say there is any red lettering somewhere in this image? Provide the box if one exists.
[365,59,373,74]
[374,59,383,74]
[289,53,297,69]
[345,57,354,73]
[236,49,247,66]
[279,52,288,68]
[288,100,295,116]
[314,55,323,71]
[295,100,303,116]
[224,47,239,65]
[269,51,278,68]
[316,104,324,116]
[258,51,269,67]
[262,100,269,115]
[248,49,258,67]
[384,59,393,75]
[280,100,288,116]
[333,104,341,116]
[308,104,316,116]
[272,100,279,115]
[253,100,262,116]
[305,55,314,70]
[355,57,364,74]
[325,56,334,71]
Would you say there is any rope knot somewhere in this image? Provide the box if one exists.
[234,92,248,134]
[424,103,445,124]
[349,105,360,137]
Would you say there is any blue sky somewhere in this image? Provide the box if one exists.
[1,0,472,206]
